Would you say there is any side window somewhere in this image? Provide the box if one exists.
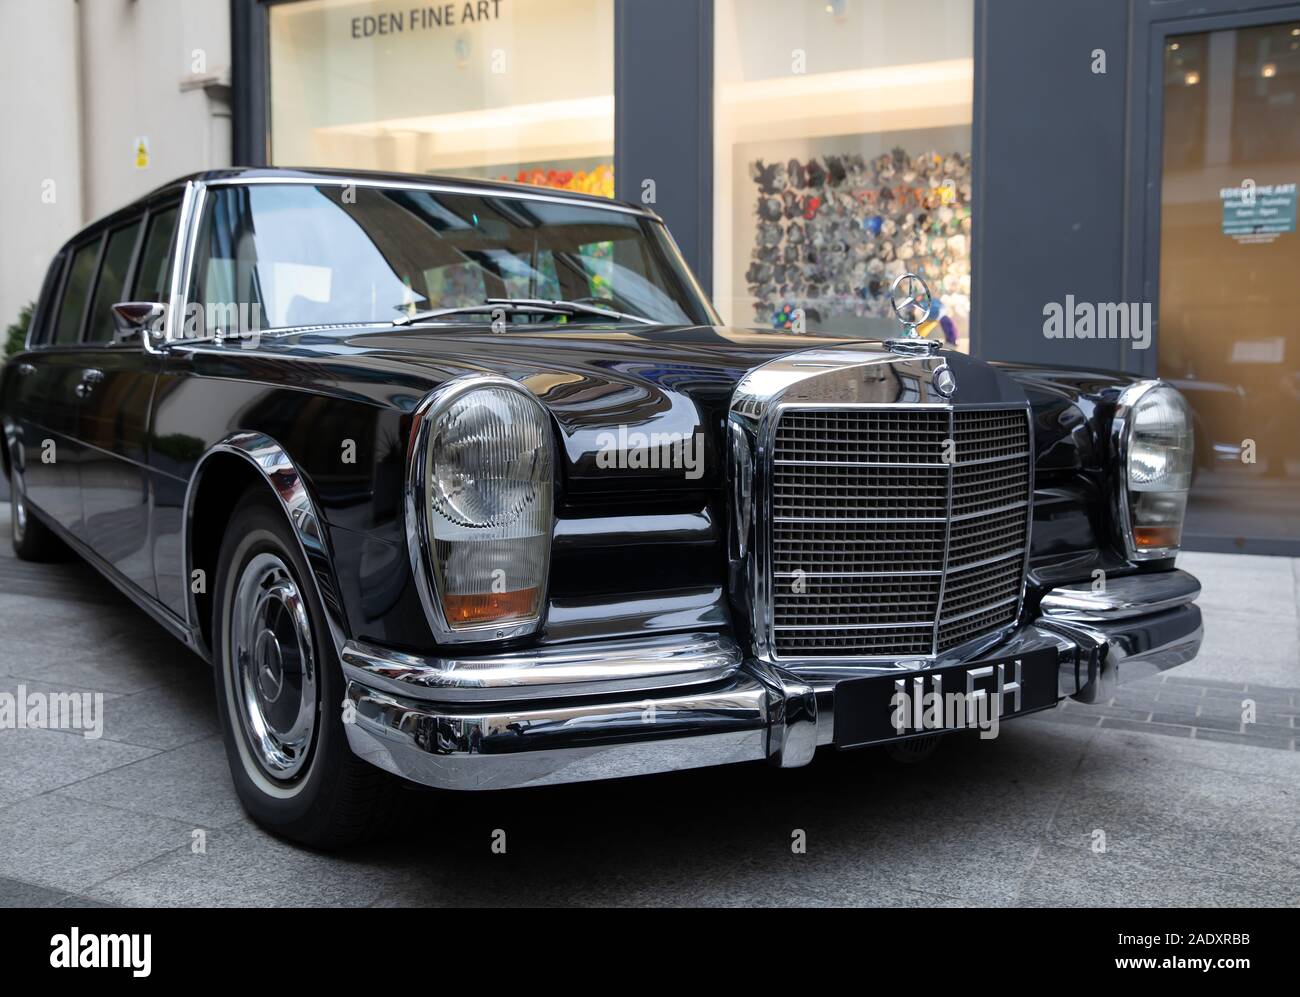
[188,187,257,337]
[132,204,179,303]
[27,253,66,347]
[86,219,143,343]
[53,239,101,345]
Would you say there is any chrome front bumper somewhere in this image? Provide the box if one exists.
[342,634,816,790]
[1038,568,1203,704]
[342,570,1202,790]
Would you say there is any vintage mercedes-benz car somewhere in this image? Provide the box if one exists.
[2,168,1202,845]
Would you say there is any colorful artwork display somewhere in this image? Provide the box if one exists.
[746,149,972,341]
[502,163,615,198]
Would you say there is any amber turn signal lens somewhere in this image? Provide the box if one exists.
[1133,525,1180,549]
[442,588,540,626]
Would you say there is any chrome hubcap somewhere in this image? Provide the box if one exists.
[230,552,317,780]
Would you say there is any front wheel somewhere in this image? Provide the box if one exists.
[10,475,64,562]
[213,491,395,847]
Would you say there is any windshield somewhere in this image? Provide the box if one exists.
[185,182,717,335]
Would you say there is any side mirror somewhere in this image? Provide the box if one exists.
[111,302,167,347]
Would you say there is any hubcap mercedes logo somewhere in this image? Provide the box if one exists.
[932,363,956,398]
[255,627,286,704]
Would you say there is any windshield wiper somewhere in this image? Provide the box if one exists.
[486,297,658,325]
[391,297,657,327]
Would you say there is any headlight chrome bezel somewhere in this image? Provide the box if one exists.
[405,375,555,645]
[1111,379,1194,562]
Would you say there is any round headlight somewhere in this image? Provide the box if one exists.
[1129,385,1193,493]
[415,381,554,636]
[1117,381,1194,558]
[430,387,551,530]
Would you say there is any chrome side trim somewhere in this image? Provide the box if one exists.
[167,180,209,347]
[183,432,347,656]
[1039,569,1200,621]
[340,632,743,703]
[156,180,200,353]
[404,374,555,646]
[203,173,658,217]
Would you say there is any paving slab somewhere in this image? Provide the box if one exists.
[0,794,193,894]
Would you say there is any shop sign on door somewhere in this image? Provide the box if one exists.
[1221,181,1296,244]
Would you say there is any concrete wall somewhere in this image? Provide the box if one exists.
[0,0,232,337]
[0,0,83,336]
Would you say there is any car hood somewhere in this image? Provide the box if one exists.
[266,322,1025,492]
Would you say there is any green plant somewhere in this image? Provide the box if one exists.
[5,301,34,358]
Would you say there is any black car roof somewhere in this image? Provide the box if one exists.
[61,166,655,254]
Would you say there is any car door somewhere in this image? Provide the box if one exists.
[14,237,99,535]
[74,203,177,596]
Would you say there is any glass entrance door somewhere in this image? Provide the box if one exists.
[1158,20,1300,548]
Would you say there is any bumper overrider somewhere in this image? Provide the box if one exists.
[342,570,1202,791]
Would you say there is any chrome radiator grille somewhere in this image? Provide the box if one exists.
[769,406,1031,658]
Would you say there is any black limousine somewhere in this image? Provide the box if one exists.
[1,168,1202,845]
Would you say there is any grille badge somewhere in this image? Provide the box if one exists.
[933,363,956,397]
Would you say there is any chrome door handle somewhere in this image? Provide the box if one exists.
[75,368,104,399]
[16,363,35,376]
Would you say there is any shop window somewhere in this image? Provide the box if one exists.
[713,0,974,346]
[269,0,615,197]
[1158,22,1300,544]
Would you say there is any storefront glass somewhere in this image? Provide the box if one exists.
[713,0,974,344]
[1158,22,1300,546]
[268,0,614,196]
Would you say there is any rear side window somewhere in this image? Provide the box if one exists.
[27,253,66,347]
[86,220,143,343]
[133,204,179,303]
[53,239,100,345]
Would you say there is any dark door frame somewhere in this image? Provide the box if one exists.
[1125,0,1300,555]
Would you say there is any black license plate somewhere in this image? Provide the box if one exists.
[832,646,1061,749]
